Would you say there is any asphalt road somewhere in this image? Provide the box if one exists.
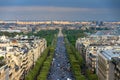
[47,30,74,80]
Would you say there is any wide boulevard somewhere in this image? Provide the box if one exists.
[47,29,74,80]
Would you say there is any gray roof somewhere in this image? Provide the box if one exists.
[101,50,120,60]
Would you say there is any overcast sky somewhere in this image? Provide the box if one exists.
[0,0,120,21]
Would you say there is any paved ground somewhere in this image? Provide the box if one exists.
[47,30,74,80]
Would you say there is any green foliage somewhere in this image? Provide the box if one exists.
[25,48,49,80]
[33,30,58,46]
[86,69,98,80]
[0,30,58,47]
[0,56,4,60]
[25,32,57,80]
[63,29,86,46]
[69,45,84,67]
[0,56,5,67]
[0,32,24,37]
[64,29,98,80]
[37,46,56,80]
[63,29,96,46]
[64,37,85,80]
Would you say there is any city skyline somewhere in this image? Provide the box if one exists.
[0,0,120,21]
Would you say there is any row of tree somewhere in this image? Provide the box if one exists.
[37,32,57,80]
[25,47,50,80]
[63,29,98,80]
[37,46,55,80]
[64,37,86,80]
[25,30,58,80]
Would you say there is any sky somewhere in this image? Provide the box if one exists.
[0,0,120,21]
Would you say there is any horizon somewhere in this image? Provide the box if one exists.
[1,19,120,22]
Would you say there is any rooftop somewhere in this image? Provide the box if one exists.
[100,50,120,60]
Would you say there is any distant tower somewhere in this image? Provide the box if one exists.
[99,21,104,26]
[16,20,19,24]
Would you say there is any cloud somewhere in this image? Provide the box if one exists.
[0,6,119,21]
[0,6,113,13]
[0,0,120,8]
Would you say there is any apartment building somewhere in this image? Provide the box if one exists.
[0,36,47,80]
[85,45,115,73]
[98,50,120,80]
[76,35,120,73]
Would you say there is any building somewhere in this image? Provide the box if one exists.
[98,50,120,80]
[0,65,9,80]
[111,57,120,80]
[85,45,115,73]
[76,34,120,73]
[0,36,47,80]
